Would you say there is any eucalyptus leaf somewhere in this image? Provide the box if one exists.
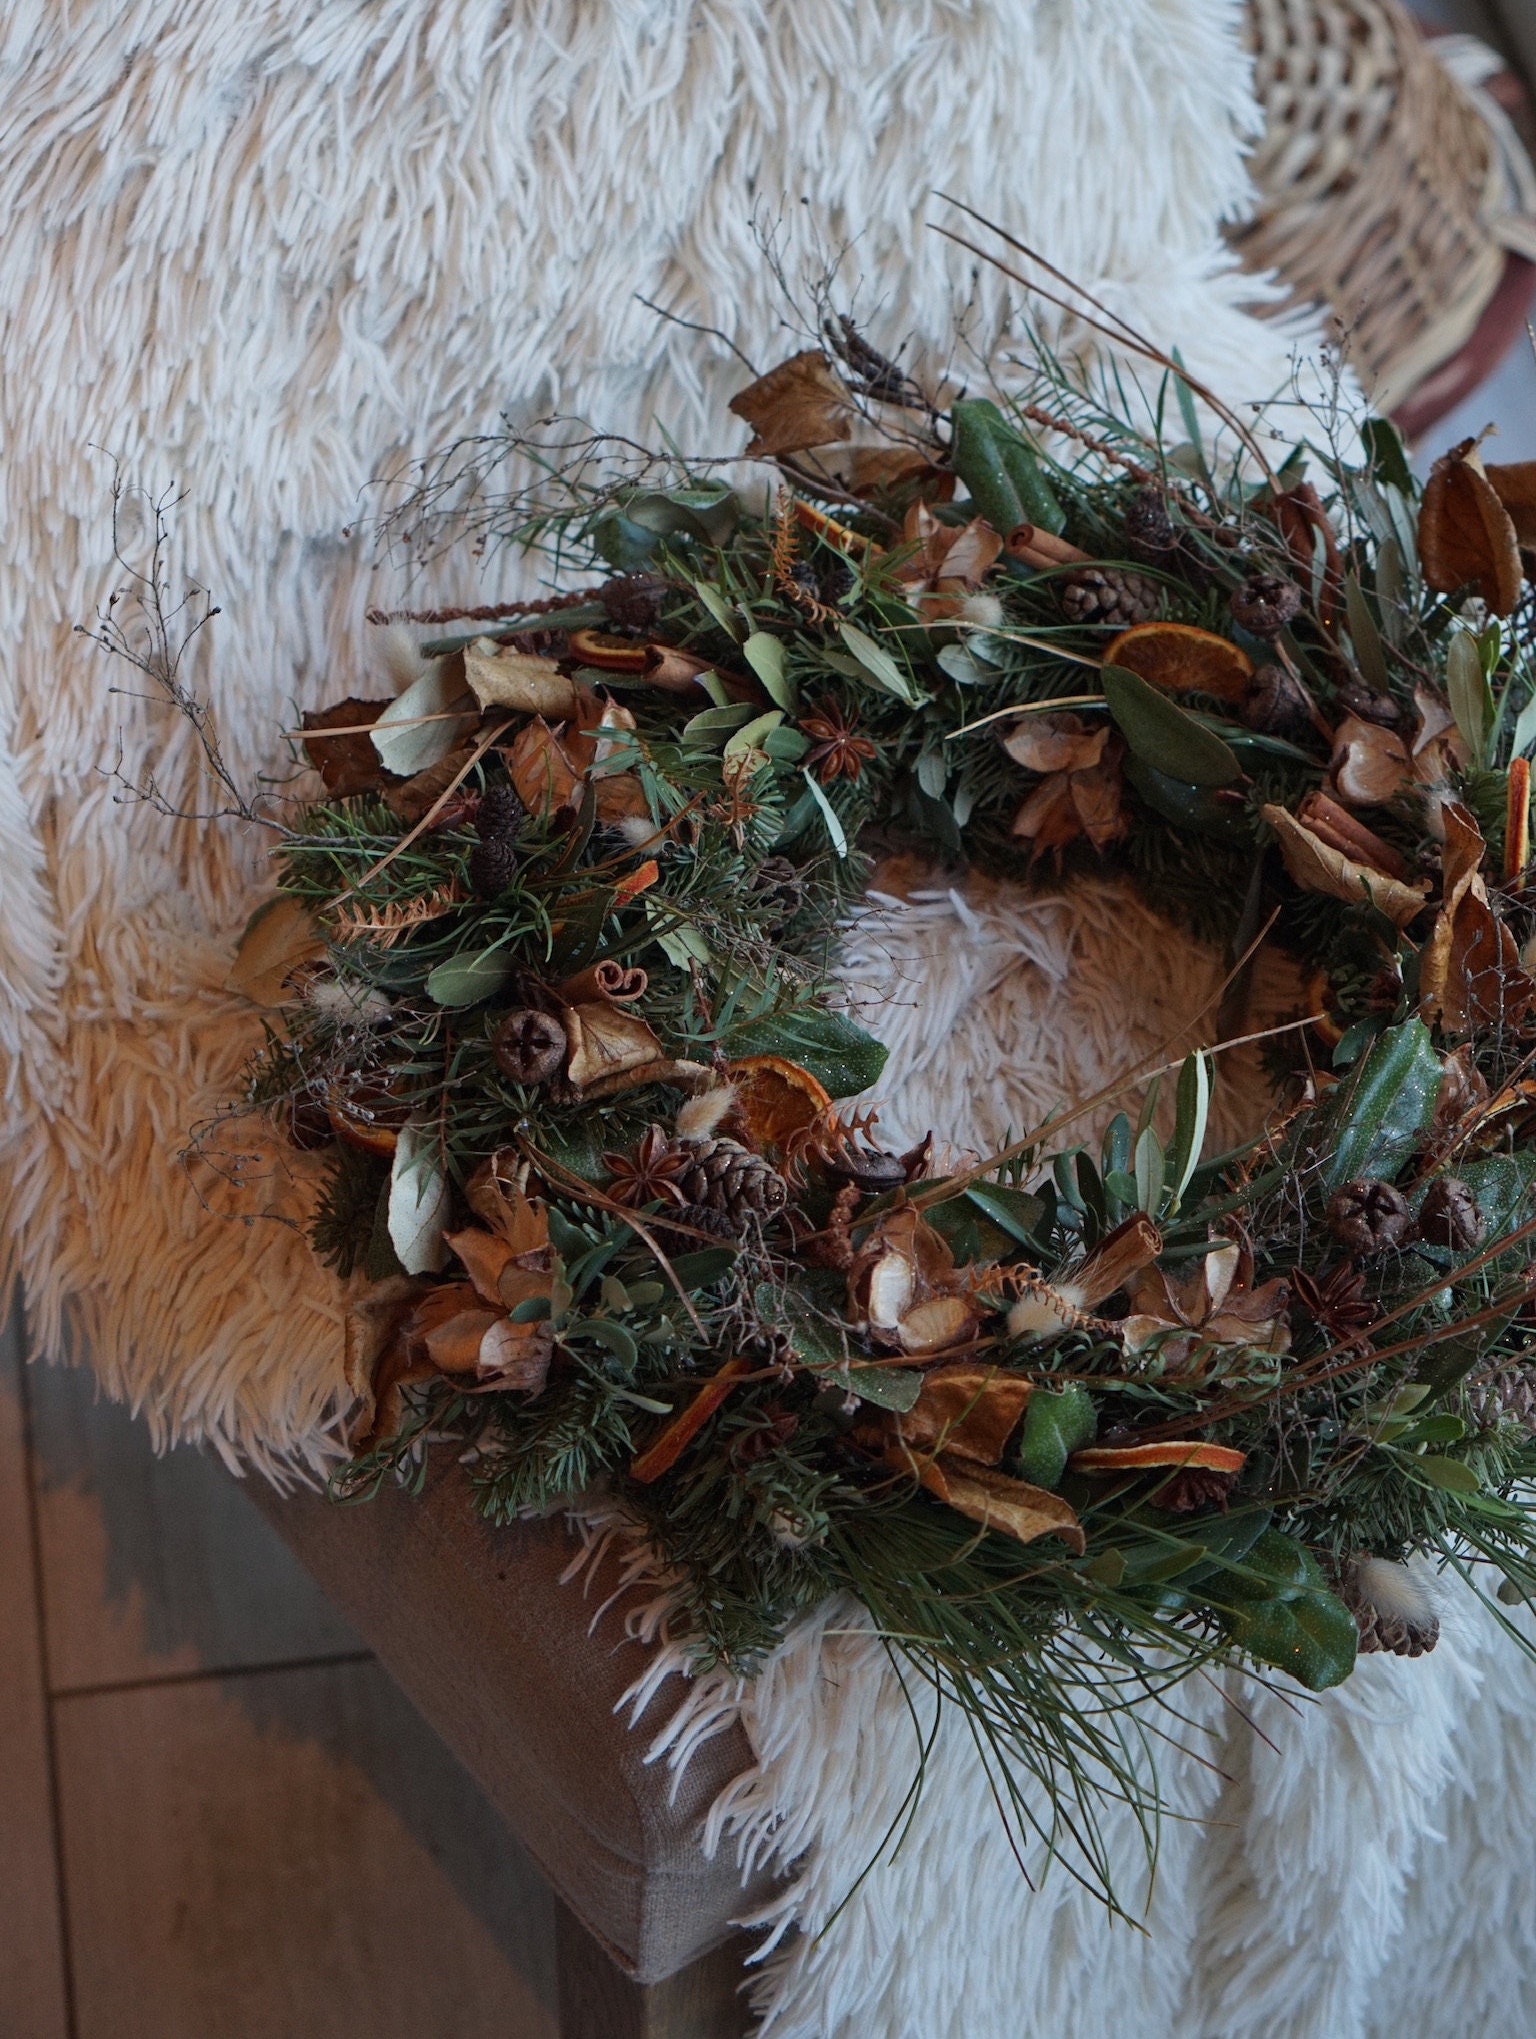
[721,1007,888,1098]
[1326,1018,1442,1189]
[682,701,758,743]
[1103,665,1240,787]
[1447,629,1493,764]
[839,621,922,705]
[842,1365,924,1412]
[1133,1126,1166,1214]
[425,947,513,1008]
[1345,572,1390,696]
[723,710,783,762]
[1413,1453,1482,1494]
[742,631,795,710]
[801,770,848,857]
[937,643,987,687]
[916,747,949,798]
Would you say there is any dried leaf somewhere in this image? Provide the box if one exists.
[383,747,480,826]
[1418,439,1523,615]
[906,1450,1086,1554]
[370,660,478,777]
[896,1364,1034,1465]
[895,505,1003,595]
[1263,804,1430,927]
[474,1313,553,1391]
[443,1225,517,1308]
[464,640,578,718]
[387,1125,451,1275]
[302,698,394,796]
[1001,712,1108,776]
[1486,460,1536,550]
[507,716,584,818]
[1329,715,1411,807]
[728,350,853,457]
[226,895,324,1005]
[342,1274,425,1411]
[1418,801,1535,1034]
[563,999,668,1091]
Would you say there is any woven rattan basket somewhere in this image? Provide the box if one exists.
[1235,0,1536,412]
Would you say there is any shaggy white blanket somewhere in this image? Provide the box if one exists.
[2,2,1529,2032]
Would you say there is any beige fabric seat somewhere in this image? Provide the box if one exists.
[249,1466,772,1985]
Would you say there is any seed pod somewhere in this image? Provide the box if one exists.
[1230,572,1302,637]
[1241,662,1314,737]
[1336,681,1402,727]
[1326,1178,1413,1255]
[492,1008,567,1086]
[599,573,668,632]
[1418,1176,1483,1250]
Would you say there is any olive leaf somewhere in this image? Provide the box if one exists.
[424,947,514,1009]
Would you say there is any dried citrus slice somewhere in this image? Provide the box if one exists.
[566,628,650,671]
[1104,622,1253,702]
[726,1054,833,1156]
[1069,1441,1246,1473]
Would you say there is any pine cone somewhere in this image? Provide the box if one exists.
[1418,1176,1483,1251]
[1470,1366,1536,1434]
[1123,486,1178,564]
[1155,1464,1238,1513]
[1230,572,1302,637]
[671,1136,788,1233]
[1241,663,1314,738]
[1326,1178,1413,1255]
[469,784,525,898]
[1058,565,1162,628]
[600,573,668,632]
[478,784,525,839]
[491,1008,567,1086]
[469,832,520,898]
[1340,1557,1440,1657]
[747,855,805,928]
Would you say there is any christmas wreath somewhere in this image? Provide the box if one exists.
[174,267,1536,1895]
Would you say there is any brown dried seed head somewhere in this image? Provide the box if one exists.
[1326,1178,1413,1255]
[1417,1176,1483,1251]
[492,1008,567,1086]
[1229,572,1303,637]
[1241,662,1313,737]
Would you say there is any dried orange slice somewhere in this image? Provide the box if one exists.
[1069,1441,1246,1474]
[1104,622,1253,702]
[567,628,650,672]
[726,1054,833,1156]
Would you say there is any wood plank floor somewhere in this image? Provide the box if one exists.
[1,1298,558,2039]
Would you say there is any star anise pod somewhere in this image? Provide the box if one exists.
[601,1125,689,1208]
[1292,1262,1375,1342]
[801,700,878,785]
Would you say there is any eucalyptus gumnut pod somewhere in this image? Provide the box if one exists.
[1418,1176,1483,1250]
[1326,1178,1413,1255]
[491,1008,566,1086]
[1229,572,1302,637]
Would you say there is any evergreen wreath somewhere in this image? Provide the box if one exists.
[140,246,1536,1903]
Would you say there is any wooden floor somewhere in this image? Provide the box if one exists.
[0,1302,559,2039]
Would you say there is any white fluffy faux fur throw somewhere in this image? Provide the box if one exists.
[4,3,1531,2033]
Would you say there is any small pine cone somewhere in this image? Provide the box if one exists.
[1336,681,1402,728]
[1123,486,1178,564]
[1469,1365,1536,1434]
[1155,1464,1238,1513]
[469,832,519,898]
[477,784,525,840]
[1058,565,1162,628]
[600,573,668,632]
[1340,1557,1440,1657]
[1418,1177,1483,1251]
[1229,572,1302,637]
[1327,1178,1413,1255]
[747,855,805,928]
[1241,663,1314,738]
[671,1136,788,1232]
[491,1007,567,1086]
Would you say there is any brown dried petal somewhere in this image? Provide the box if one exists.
[896,1365,1033,1465]
[1419,439,1524,615]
